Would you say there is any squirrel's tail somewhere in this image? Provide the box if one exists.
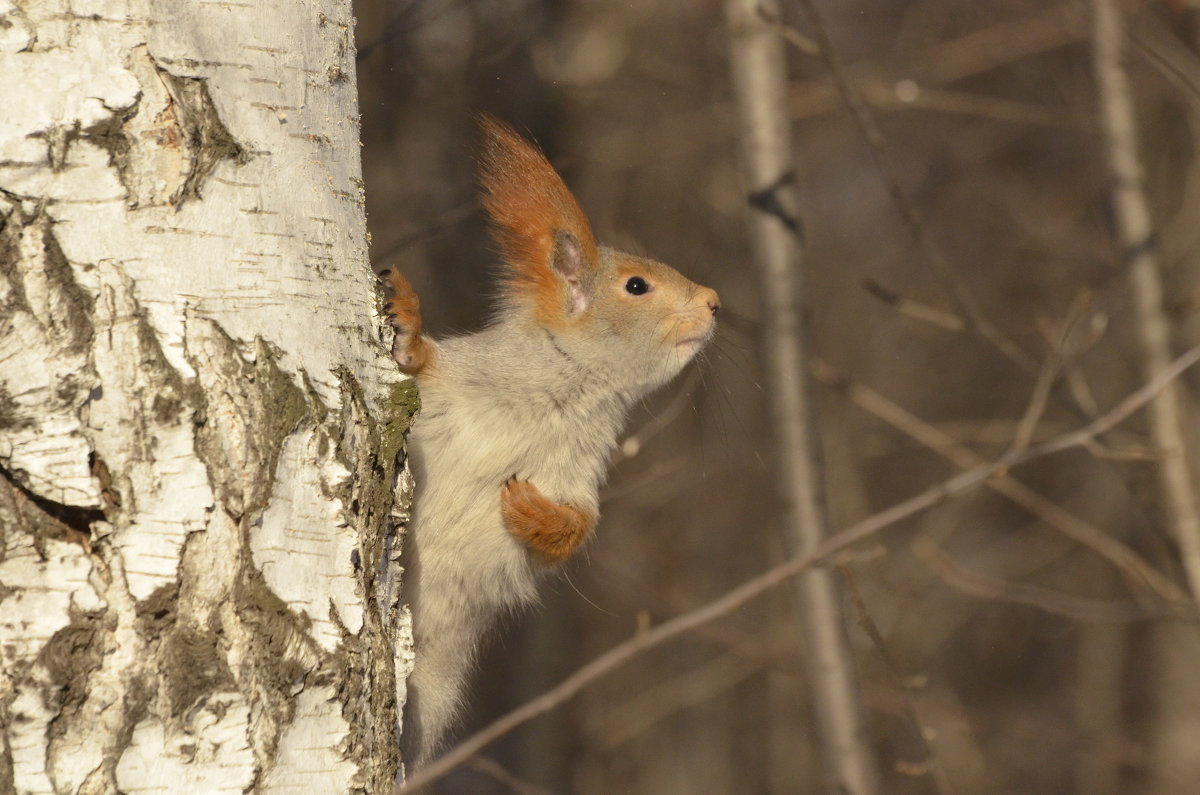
[401,627,477,768]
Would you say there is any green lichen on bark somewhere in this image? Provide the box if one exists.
[324,367,415,791]
[382,379,419,472]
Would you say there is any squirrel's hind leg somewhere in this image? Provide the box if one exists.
[500,477,596,563]
[380,269,434,374]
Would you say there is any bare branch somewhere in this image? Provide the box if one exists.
[465,757,562,795]
[584,652,762,750]
[1010,295,1096,456]
[811,357,1193,607]
[912,535,1168,623]
[1021,343,1200,463]
[862,278,966,332]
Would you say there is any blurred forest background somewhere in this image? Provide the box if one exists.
[354,0,1200,792]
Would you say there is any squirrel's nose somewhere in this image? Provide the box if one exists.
[700,288,721,316]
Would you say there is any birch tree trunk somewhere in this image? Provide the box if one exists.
[0,1,414,791]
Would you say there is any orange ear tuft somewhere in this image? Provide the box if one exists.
[477,115,598,320]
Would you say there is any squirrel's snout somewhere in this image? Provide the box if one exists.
[699,287,721,316]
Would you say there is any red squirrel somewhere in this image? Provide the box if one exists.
[381,116,719,766]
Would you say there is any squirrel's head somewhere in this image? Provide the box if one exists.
[479,116,719,393]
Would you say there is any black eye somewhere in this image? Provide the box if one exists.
[625,276,649,295]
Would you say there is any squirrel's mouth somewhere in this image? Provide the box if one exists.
[673,318,715,350]
[675,332,712,349]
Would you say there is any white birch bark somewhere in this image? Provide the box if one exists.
[0,1,415,791]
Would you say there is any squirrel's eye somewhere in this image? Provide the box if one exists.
[625,276,649,295]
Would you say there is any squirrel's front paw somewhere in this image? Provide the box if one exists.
[379,269,432,374]
[500,477,595,564]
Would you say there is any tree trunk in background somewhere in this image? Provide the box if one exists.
[725,1,879,793]
[1089,2,1200,790]
[0,2,414,791]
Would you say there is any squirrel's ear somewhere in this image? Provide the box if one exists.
[477,115,598,319]
[551,229,590,314]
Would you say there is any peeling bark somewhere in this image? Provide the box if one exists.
[0,1,413,792]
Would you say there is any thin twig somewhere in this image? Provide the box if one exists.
[787,4,1085,115]
[1130,12,1200,105]
[795,0,1035,373]
[1091,0,1200,600]
[370,199,477,267]
[397,343,1200,792]
[1066,365,1102,417]
[1023,342,1200,463]
[862,278,966,332]
[903,3,1084,86]
[757,5,818,55]
[1010,295,1095,455]
[811,356,1193,607]
[465,757,562,795]
[912,536,1166,623]
[585,652,762,750]
[839,565,956,795]
[1040,298,1108,421]
[1009,346,1066,458]
[794,77,1087,129]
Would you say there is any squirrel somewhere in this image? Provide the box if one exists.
[381,116,720,767]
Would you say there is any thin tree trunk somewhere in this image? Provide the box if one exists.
[724,1,879,792]
[1091,0,1200,599]
[0,2,413,791]
[1089,2,1200,790]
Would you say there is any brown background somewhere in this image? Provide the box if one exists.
[355,1,1200,792]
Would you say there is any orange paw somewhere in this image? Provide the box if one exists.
[379,268,432,374]
[500,477,594,564]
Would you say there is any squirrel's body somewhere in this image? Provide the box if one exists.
[384,119,718,766]
[402,319,630,760]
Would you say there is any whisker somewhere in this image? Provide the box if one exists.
[561,567,614,616]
